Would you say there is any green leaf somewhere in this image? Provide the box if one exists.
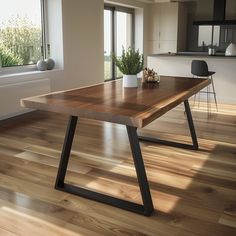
[112,47,144,75]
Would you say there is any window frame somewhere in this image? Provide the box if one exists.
[104,4,135,81]
[0,0,48,75]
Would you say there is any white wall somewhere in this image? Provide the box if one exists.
[51,0,104,91]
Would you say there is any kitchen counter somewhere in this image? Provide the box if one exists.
[147,53,236,104]
[149,52,236,58]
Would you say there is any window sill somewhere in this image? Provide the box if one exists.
[0,68,63,86]
[0,68,61,78]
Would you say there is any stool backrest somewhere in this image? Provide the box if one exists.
[191,60,209,76]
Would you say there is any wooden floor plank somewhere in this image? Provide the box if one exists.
[0,102,235,235]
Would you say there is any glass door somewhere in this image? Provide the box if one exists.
[116,11,133,78]
[104,9,112,81]
[104,5,134,81]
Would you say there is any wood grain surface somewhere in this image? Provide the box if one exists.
[0,102,235,235]
[21,76,211,127]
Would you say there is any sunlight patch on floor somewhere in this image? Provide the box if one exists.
[0,206,83,236]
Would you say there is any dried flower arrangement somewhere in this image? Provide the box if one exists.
[142,68,160,83]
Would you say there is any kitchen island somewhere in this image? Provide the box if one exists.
[148,53,236,104]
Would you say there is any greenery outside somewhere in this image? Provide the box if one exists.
[104,55,111,80]
[0,16,42,67]
[104,56,123,81]
[104,60,111,80]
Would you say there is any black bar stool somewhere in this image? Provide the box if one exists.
[191,60,218,115]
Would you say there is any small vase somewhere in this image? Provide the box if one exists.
[123,74,138,88]
[45,58,55,70]
[37,60,47,71]
[225,43,236,56]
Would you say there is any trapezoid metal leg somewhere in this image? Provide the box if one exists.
[184,100,199,150]
[138,99,199,150]
[55,116,154,216]
[55,116,78,188]
[126,126,154,216]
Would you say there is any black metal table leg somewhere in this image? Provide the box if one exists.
[184,100,199,150]
[126,126,154,215]
[138,99,199,150]
[55,116,78,188]
[55,116,154,216]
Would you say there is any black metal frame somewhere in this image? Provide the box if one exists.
[138,100,198,150]
[55,99,198,216]
[55,117,154,216]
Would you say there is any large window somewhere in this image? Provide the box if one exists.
[104,5,134,81]
[0,0,47,70]
[198,25,220,48]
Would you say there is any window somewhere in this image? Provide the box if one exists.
[0,0,47,71]
[104,5,134,81]
[198,25,220,47]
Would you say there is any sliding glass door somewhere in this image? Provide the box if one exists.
[104,9,113,80]
[104,5,134,81]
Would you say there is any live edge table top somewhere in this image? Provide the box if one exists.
[21,76,210,128]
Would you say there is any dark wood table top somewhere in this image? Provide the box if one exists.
[21,76,210,128]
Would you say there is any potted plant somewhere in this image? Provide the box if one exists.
[113,47,144,87]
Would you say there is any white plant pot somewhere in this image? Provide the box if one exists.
[123,74,138,88]
[225,43,236,56]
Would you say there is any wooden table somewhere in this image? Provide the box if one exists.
[21,76,210,216]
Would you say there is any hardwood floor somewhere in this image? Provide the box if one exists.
[0,102,235,236]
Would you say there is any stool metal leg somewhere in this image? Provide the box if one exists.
[198,89,201,108]
[207,85,209,116]
[193,94,197,109]
[209,84,212,114]
[197,76,201,109]
[211,75,218,112]
[207,84,212,118]
[192,76,197,109]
